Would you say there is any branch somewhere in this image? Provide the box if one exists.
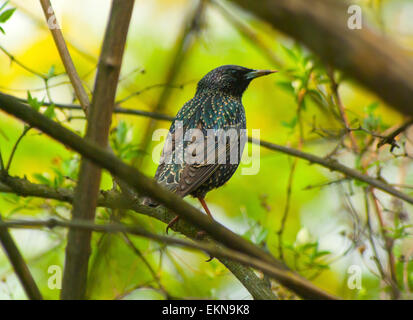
[0,215,43,300]
[5,90,413,203]
[229,0,413,118]
[39,0,90,114]
[0,45,53,79]
[60,0,135,300]
[18,96,175,122]
[327,67,359,153]
[377,119,413,150]
[5,125,31,172]
[0,93,336,300]
[0,217,329,301]
[5,91,413,204]
[255,138,413,206]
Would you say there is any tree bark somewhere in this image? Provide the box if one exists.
[230,0,413,117]
[61,0,135,299]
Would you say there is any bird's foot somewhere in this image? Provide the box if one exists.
[166,215,180,234]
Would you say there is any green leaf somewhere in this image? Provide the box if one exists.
[44,103,56,119]
[280,43,300,62]
[46,65,56,79]
[281,116,297,129]
[52,167,64,188]
[33,173,51,186]
[276,81,294,94]
[256,228,269,244]
[0,8,15,23]
[122,147,144,161]
[365,101,379,114]
[116,120,128,145]
[311,250,330,259]
[0,26,4,34]
[27,91,43,111]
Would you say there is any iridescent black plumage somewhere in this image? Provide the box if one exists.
[145,65,276,223]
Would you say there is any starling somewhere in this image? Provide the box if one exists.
[144,65,276,232]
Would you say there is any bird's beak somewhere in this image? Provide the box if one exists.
[244,69,278,80]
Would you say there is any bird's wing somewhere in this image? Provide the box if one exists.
[155,94,245,197]
[176,139,235,197]
[176,94,245,196]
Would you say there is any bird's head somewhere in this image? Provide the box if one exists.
[196,65,277,97]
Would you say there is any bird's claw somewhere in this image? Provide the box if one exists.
[166,215,180,234]
[205,255,215,262]
[194,231,215,262]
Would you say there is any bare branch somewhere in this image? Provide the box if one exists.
[256,138,413,206]
[0,215,43,300]
[60,0,135,300]
[3,90,413,205]
[229,0,413,117]
[39,0,90,114]
[377,119,413,150]
[0,92,336,300]
[327,67,359,153]
[0,217,334,300]
[5,126,31,172]
[0,174,278,300]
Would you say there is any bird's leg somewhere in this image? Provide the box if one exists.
[166,215,180,234]
[166,197,211,235]
[198,197,213,219]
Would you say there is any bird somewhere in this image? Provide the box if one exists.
[144,65,276,234]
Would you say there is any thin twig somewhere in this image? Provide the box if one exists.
[0,174,278,300]
[402,247,413,295]
[256,137,413,205]
[370,189,400,299]
[0,147,4,171]
[0,93,336,300]
[13,92,175,122]
[3,90,413,206]
[0,217,338,300]
[116,81,193,105]
[5,126,31,172]
[121,233,171,299]
[277,154,297,261]
[39,0,90,114]
[363,189,387,283]
[0,215,43,300]
[0,45,55,79]
[327,67,359,153]
[377,119,413,150]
